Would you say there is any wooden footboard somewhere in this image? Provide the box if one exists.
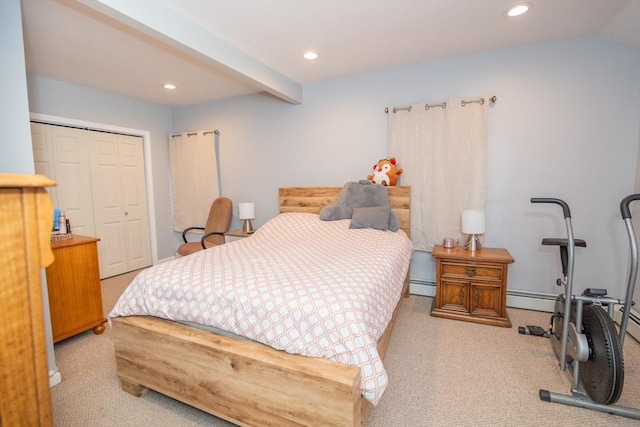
[113,316,362,426]
[112,282,407,427]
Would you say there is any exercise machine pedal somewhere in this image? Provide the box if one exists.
[518,325,549,337]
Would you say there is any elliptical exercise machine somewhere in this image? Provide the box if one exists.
[520,195,640,419]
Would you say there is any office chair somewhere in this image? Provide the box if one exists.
[177,197,232,256]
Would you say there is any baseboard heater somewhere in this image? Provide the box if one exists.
[627,309,640,325]
[409,280,640,341]
[614,306,640,342]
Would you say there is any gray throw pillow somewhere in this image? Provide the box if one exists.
[349,206,390,231]
[388,210,401,232]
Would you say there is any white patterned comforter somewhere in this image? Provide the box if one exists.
[109,212,413,404]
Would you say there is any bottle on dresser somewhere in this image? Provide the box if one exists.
[58,211,67,234]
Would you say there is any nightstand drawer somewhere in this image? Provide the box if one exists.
[441,262,503,281]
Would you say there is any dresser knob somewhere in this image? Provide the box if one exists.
[465,267,476,277]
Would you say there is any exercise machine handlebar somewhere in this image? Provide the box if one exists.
[621,194,640,220]
[531,198,572,218]
[620,193,640,347]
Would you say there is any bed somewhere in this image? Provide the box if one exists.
[110,186,411,426]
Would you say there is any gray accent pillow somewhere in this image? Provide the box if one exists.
[388,210,401,232]
[349,206,390,231]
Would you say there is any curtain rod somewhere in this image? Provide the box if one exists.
[385,96,497,113]
[171,129,219,138]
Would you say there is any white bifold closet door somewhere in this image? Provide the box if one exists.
[31,125,95,238]
[88,131,151,278]
[31,123,151,279]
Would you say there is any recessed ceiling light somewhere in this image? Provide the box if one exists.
[163,83,176,90]
[504,2,532,17]
[303,52,318,60]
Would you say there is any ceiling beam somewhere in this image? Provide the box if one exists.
[77,0,303,104]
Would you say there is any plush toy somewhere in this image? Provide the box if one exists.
[367,158,403,186]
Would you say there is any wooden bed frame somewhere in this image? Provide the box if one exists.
[111,186,411,427]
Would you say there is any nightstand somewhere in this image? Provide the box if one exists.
[224,229,254,242]
[431,245,514,328]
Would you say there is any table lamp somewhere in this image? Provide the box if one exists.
[239,202,255,234]
[462,209,485,252]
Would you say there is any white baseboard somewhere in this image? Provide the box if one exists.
[158,255,176,264]
[49,369,62,387]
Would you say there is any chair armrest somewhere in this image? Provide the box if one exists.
[201,232,226,249]
[182,227,205,243]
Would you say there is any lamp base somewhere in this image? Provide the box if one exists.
[242,219,254,234]
[467,234,481,252]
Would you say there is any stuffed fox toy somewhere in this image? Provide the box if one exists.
[367,158,403,186]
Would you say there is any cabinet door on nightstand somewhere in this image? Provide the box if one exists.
[440,280,470,314]
[470,283,502,317]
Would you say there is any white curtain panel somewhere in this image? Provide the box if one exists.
[388,97,490,251]
[169,131,219,232]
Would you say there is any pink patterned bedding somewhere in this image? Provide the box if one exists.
[109,212,413,404]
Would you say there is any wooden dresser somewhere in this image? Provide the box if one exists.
[431,245,514,328]
[0,173,55,427]
[47,235,106,342]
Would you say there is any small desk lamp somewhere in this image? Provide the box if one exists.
[239,202,255,234]
[462,209,485,252]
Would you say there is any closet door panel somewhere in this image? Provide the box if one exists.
[50,126,95,237]
[119,135,151,271]
[102,220,127,269]
[30,123,59,208]
[89,132,128,278]
[30,123,96,237]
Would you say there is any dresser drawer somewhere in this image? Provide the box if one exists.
[441,262,503,281]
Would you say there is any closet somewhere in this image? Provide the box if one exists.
[31,122,151,278]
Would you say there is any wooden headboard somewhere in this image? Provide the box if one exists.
[278,186,411,237]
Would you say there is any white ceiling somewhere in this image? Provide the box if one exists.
[20,0,640,107]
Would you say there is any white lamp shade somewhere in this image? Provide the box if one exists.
[462,210,485,234]
[239,202,255,220]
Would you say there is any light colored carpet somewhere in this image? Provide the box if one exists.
[50,270,640,426]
